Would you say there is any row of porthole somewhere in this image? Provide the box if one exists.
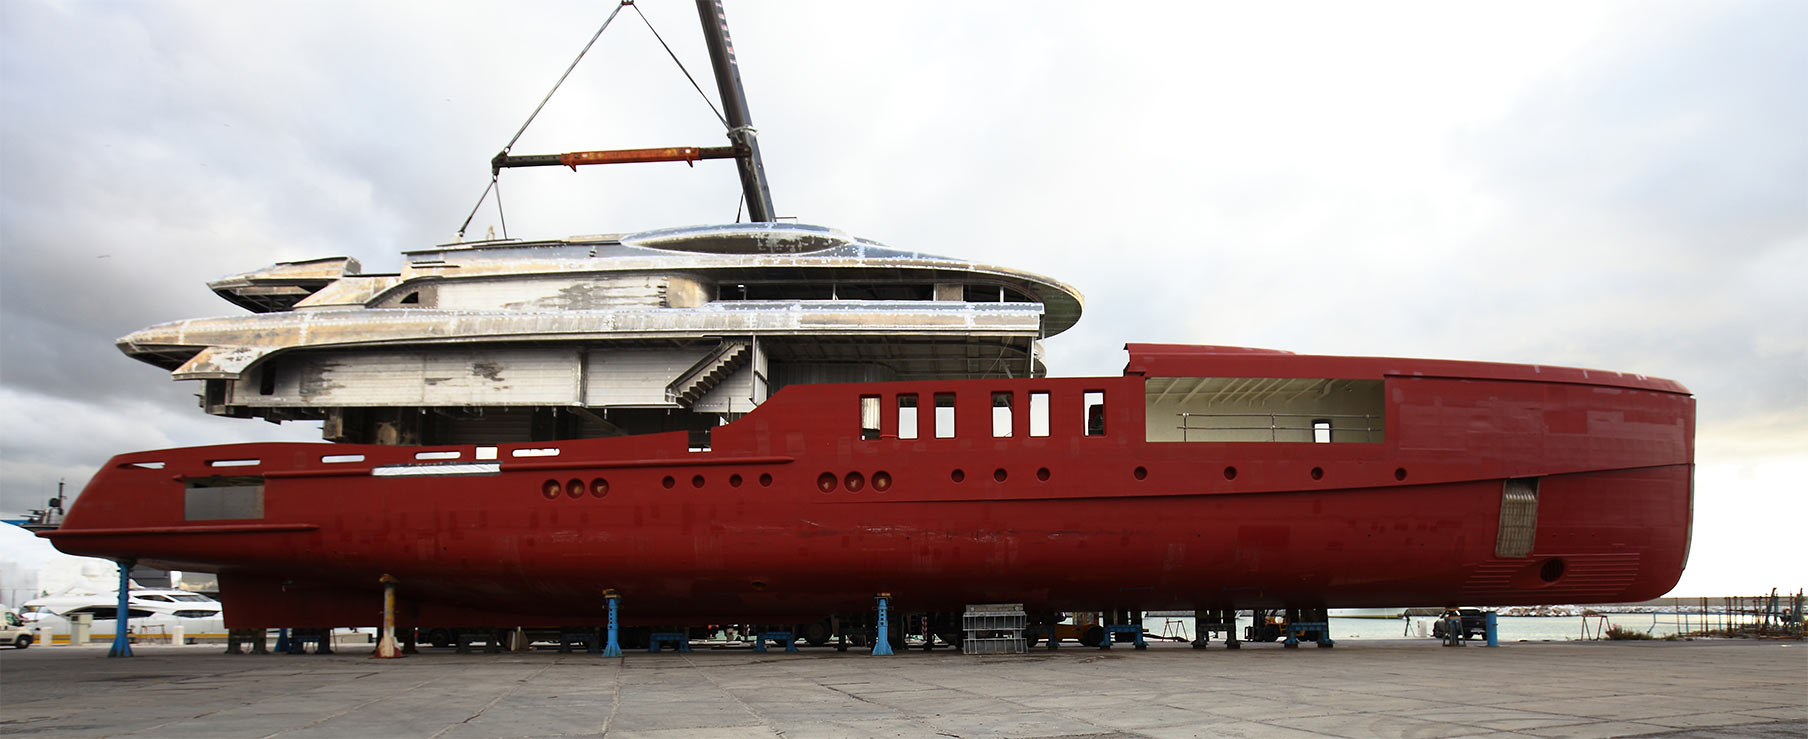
[660,472,775,490]
[543,465,1414,499]
[817,471,893,493]
[541,472,776,499]
[1128,466,1411,482]
[944,467,1054,484]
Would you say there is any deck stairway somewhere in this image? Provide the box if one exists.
[666,340,751,406]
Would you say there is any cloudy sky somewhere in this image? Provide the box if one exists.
[2,1,1802,597]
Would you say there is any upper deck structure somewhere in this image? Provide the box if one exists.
[118,222,1082,446]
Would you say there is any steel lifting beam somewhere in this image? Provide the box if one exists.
[492,146,739,174]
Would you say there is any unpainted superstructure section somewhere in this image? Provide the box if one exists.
[120,223,1082,445]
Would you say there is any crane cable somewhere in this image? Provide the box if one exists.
[459,0,736,240]
[630,1,727,128]
[460,0,631,240]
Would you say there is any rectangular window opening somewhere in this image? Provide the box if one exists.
[321,454,365,464]
[897,394,919,440]
[860,395,882,440]
[1312,419,1332,444]
[991,392,1014,438]
[1029,391,1050,437]
[1084,391,1106,436]
[934,393,956,439]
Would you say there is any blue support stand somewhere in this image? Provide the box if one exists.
[107,560,134,658]
[274,628,290,653]
[871,594,894,656]
[1484,612,1499,647]
[753,632,798,653]
[1100,624,1147,650]
[602,591,622,658]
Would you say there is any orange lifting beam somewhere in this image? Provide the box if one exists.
[492,146,739,174]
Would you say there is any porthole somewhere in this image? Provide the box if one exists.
[817,472,838,493]
[1222,466,1237,481]
[1540,558,1566,583]
[541,480,562,500]
[872,471,892,491]
[691,474,705,489]
[845,471,866,492]
[759,473,773,487]
[951,468,965,483]
[729,474,743,488]
[1310,467,1324,481]
[590,478,609,498]
[1036,467,1051,482]
[993,468,1008,483]
[1133,466,1148,481]
[1394,467,1408,481]
[662,475,676,490]
[566,479,584,499]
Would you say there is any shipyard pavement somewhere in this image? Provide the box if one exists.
[1,639,1802,738]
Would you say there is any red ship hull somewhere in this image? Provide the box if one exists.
[46,345,1694,630]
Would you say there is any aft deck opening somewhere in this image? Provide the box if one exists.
[1144,378,1384,443]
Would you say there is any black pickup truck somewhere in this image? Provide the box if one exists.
[1431,608,1488,640]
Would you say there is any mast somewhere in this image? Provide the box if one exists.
[696,0,775,222]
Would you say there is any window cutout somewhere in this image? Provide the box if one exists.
[415,451,460,461]
[209,459,259,468]
[1029,391,1050,437]
[321,454,365,464]
[992,392,1014,438]
[474,446,498,461]
[860,395,881,440]
[1312,419,1332,444]
[934,393,956,439]
[897,394,919,440]
[1084,391,1106,436]
[512,448,560,458]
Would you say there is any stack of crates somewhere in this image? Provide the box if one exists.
[962,603,1027,654]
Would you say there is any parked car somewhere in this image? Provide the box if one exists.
[1431,608,1488,640]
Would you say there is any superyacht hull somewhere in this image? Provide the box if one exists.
[46,344,1694,629]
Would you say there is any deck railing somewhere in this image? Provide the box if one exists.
[1175,412,1382,442]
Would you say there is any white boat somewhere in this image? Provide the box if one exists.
[19,588,226,644]
[1328,608,1406,619]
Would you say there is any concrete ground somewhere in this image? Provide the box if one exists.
[0,639,1802,738]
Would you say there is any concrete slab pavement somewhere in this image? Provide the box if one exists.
[1,638,1801,738]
